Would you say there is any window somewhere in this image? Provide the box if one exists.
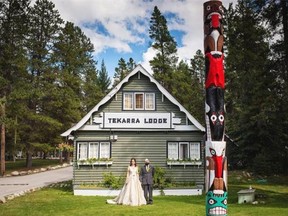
[167,141,201,161]
[89,142,99,158]
[100,142,110,158]
[123,92,155,110]
[167,142,178,160]
[145,93,155,110]
[190,142,201,160]
[77,142,111,160]
[124,93,133,110]
[135,93,144,110]
[78,142,88,160]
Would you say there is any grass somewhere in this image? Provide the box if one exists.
[1,159,63,175]
[1,172,288,216]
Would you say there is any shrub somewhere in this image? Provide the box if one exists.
[102,172,124,189]
[153,166,166,189]
[252,153,278,176]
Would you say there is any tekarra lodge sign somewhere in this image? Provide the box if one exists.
[203,0,228,216]
[93,112,181,129]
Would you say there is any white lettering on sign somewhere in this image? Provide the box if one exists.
[101,113,173,129]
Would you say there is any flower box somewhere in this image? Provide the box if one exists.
[166,160,202,169]
[77,160,113,169]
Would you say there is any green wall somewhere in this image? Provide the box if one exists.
[71,71,205,187]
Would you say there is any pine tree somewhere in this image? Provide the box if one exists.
[18,0,64,168]
[0,0,30,172]
[170,60,204,125]
[250,0,288,174]
[113,58,128,87]
[83,65,102,112]
[53,21,98,126]
[98,59,111,94]
[127,57,137,71]
[225,0,280,174]
[190,49,205,87]
[113,57,135,87]
[149,6,178,91]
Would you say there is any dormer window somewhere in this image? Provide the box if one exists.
[123,92,155,111]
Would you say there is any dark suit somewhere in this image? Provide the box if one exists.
[140,164,154,204]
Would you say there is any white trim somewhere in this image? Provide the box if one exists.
[167,161,203,169]
[78,124,200,132]
[61,64,205,136]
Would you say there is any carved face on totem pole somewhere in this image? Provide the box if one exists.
[204,1,227,216]
[204,0,224,54]
[204,0,225,142]
[205,141,228,215]
[206,141,227,193]
[206,191,227,216]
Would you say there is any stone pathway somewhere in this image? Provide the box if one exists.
[0,165,73,203]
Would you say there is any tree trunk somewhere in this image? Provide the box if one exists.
[26,148,32,169]
[59,150,63,163]
[0,103,5,176]
[1,122,5,176]
[13,115,18,162]
[63,150,67,163]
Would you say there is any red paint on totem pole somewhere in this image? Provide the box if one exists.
[211,14,220,28]
[205,53,225,89]
[213,155,223,178]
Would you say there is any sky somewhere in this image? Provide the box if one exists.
[41,0,237,79]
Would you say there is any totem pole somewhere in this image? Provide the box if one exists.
[203,0,227,215]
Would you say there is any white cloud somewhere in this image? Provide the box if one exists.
[32,0,237,75]
[48,0,152,55]
[83,27,133,54]
[141,47,157,74]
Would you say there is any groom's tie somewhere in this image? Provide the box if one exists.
[146,165,149,172]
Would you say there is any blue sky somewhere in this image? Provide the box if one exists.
[41,0,237,79]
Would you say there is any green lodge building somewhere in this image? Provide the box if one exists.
[61,65,205,192]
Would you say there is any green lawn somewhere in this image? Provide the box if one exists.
[0,175,288,216]
[1,159,62,175]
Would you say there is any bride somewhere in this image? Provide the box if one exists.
[107,158,146,206]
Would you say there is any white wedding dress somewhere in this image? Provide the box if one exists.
[107,166,146,206]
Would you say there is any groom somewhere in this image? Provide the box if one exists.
[140,158,155,204]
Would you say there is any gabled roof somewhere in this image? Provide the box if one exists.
[61,64,205,136]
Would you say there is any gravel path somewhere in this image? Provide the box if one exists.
[0,166,73,203]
